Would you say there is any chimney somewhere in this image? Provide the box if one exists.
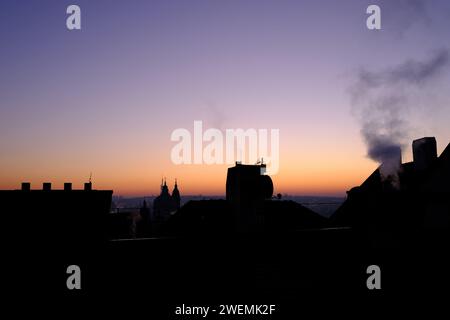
[413,137,437,171]
[43,182,52,191]
[84,182,92,191]
[64,183,72,191]
[21,182,31,191]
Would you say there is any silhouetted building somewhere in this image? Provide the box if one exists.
[1,182,112,246]
[226,162,274,231]
[137,199,152,236]
[140,200,150,219]
[107,199,156,239]
[153,179,181,221]
[166,162,327,236]
[332,137,450,248]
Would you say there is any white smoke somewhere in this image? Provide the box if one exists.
[350,49,449,180]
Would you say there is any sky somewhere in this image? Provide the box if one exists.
[1,0,449,196]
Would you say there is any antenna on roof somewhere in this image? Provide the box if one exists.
[89,172,92,183]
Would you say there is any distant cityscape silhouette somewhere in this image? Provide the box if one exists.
[2,136,449,241]
[2,136,449,304]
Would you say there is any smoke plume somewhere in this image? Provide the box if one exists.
[350,49,449,179]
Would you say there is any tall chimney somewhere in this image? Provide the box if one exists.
[413,137,437,171]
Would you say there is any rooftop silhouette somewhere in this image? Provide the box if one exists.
[332,136,450,248]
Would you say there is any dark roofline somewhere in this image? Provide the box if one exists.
[439,143,450,161]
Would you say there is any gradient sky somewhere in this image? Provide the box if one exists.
[1,0,450,196]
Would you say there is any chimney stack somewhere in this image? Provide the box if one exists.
[43,182,52,191]
[413,137,437,171]
[84,182,92,191]
[64,183,72,191]
[21,182,31,191]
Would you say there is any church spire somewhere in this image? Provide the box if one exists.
[172,179,181,210]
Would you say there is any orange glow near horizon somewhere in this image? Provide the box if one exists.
[0,145,380,197]
[0,133,450,197]
[1,129,448,197]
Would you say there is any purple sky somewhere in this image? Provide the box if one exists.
[1,0,450,195]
